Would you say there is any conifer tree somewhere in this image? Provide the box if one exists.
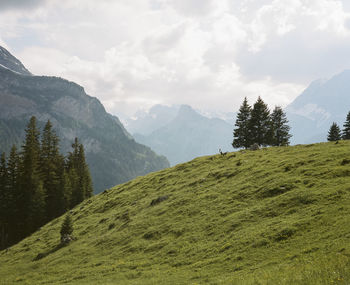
[7,145,20,242]
[78,144,93,199]
[0,118,94,249]
[40,120,65,220]
[248,97,272,146]
[61,169,73,210]
[342,111,350,140]
[270,106,292,146]
[327,122,341,141]
[232,97,252,149]
[60,213,73,244]
[20,116,46,235]
[0,153,8,249]
[67,138,81,207]
[67,138,93,207]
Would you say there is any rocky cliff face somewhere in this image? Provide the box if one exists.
[0,47,169,193]
[0,46,31,75]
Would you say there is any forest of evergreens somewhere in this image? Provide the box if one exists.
[0,116,92,249]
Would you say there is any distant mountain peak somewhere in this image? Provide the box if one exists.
[286,69,350,144]
[177,104,201,119]
[0,46,32,76]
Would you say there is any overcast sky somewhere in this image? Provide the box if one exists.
[1,0,350,117]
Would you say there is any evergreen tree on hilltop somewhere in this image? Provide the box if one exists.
[20,116,46,235]
[327,122,341,142]
[40,120,65,221]
[342,111,350,140]
[270,106,292,146]
[232,97,252,149]
[248,97,272,146]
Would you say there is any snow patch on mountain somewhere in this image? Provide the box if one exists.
[0,46,32,76]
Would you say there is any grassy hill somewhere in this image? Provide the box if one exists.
[1,142,350,284]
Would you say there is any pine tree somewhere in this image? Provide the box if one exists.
[61,169,73,210]
[7,145,20,243]
[327,122,341,141]
[67,138,81,207]
[78,144,93,199]
[40,120,65,220]
[67,138,93,207]
[270,106,292,146]
[342,111,350,140]
[20,116,46,235]
[0,153,8,249]
[0,119,94,249]
[232,97,252,149]
[60,213,73,244]
[248,97,272,146]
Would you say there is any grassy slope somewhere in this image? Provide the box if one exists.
[1,142,350,284]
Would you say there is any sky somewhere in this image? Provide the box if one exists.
[1,0,350,117]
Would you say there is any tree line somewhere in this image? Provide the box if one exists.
[232,97,291,149]
[0,116,93,249]
[327,112,350,141]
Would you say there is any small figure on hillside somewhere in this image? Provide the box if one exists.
[60,213,74,245]
[219,149,227,156]
[249,143,260,151]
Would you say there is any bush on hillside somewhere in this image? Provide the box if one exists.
[60,214,73,244]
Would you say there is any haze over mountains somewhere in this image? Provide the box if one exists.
[129,105,233,166]
[0,46,169,193]
[286,70,350,144]
[124,69,350,165]
[1,44,349,189]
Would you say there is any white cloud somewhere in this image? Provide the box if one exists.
[0,0,46,10]
[1,0,350,117]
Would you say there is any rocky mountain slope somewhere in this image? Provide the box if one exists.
[0,46,31,76]
[0,46,169,193]
[1,142,349,284]
[133,105,233,165]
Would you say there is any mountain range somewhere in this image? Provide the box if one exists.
[127,70,350,162]
[0,46,169,193]
[131,105,233,166]
[286,70,350,144]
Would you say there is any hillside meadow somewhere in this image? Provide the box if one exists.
[0,141,350,284]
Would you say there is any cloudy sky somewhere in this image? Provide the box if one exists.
[1,0,350,117]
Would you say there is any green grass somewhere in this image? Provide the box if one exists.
[1,141,350,284]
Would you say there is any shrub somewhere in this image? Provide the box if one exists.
[60,214,73,244]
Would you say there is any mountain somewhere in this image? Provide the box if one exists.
[0,46,169,193]
[286,70,350,144]
[133,105,233,165]
[0,46,31,75]
[125,104,180,135]
[1,142,350,284]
